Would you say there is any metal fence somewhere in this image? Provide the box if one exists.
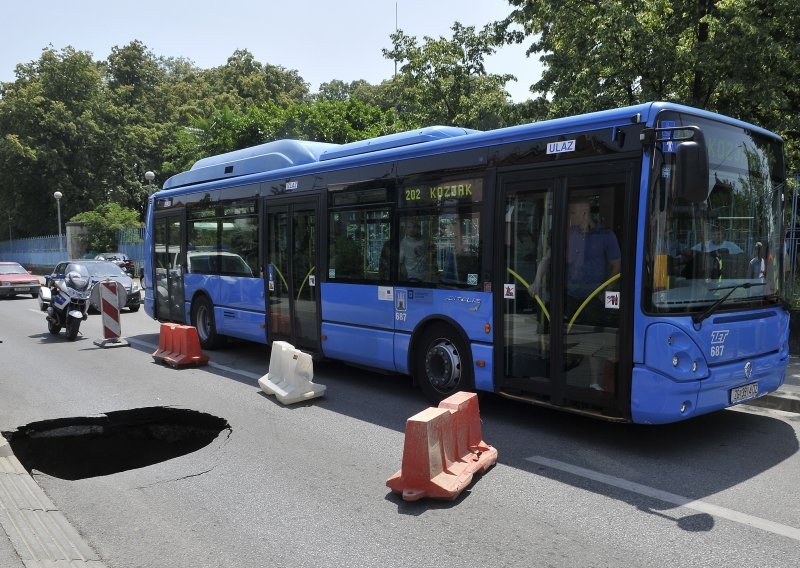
[0,228,145,273]
[117,227,146,276]
[0,234,65,268]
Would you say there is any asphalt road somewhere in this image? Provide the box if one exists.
[1,296,800,567]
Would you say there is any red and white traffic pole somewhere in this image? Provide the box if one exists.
[93,280,129,348]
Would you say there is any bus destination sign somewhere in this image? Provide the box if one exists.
[400,178,483,206]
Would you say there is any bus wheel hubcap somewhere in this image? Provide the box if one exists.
[425,340,461,392]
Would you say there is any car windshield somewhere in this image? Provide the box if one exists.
[85,262,126,277]
[0,263,27,275]
[645,112,785,313]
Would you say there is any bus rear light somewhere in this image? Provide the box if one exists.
[476,360,486,367]
[320,334,327,340]
[484,324,491,334]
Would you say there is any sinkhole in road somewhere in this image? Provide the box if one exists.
[3,407,230,481]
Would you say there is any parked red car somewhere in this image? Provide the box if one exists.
[0,261,41,298]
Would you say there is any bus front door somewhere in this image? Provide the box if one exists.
[265,199,320,352]
[153,212,185,323]
[499,165,633,416]
[500,177,557,398]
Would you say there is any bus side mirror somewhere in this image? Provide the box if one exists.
[675,130,709,203]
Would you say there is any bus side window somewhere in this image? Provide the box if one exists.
[328,207,391,282]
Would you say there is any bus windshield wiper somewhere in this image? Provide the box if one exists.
[692,282,765,325]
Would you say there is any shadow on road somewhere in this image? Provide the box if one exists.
[120,330,799,531]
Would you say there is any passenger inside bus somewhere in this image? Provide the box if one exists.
[564,198,621,324]
[399,219,433,281]
[748,241,766,281]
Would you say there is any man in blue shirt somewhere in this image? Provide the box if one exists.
[565,200,621,322]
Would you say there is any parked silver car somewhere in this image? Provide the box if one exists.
[38,260,141,313]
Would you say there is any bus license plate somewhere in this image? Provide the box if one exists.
[730,382,758,404]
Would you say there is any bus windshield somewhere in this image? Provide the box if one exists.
[646,113,785,313]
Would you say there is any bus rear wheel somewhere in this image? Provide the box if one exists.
[414,323,473,403]
[191,296,224,350]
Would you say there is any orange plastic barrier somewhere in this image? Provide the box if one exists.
[386,391,498,501]
[152,323,209,368]
[152,323,179,363]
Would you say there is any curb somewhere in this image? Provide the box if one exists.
[744,390,800,414]
[0,437,107,567]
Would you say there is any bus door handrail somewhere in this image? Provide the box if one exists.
[567,273,621,333]
[506,267,550,321]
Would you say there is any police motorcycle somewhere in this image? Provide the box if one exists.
[44,263,93,341]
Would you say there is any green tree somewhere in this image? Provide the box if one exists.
[497,0,800,169]
[0,46,108,237]
[191,98,404,157]
[200,49,310,110]
[70,203,142,252]
[316,79,395,111]
[383,22,515,129]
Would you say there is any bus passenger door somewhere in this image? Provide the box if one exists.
[498,165,633,415]
[153,211,185,323]
[265,198,320,352]
[499,177,557,397]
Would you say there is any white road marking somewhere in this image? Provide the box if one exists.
[127,337,262,380]
[527,455,800,542]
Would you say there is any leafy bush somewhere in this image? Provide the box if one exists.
[70,203,142,252]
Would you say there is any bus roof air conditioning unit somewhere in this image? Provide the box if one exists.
[162,139,340,189]
[318,126,480,162]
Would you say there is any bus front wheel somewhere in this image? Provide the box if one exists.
[191,296,224,350]
[414,323,473,403]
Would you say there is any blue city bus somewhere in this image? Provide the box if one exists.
[143,102,789,424]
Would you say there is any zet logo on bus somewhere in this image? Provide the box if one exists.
[546,140,575,155]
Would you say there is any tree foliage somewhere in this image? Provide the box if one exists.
[2,5,799,243]
[191,99,404,157]
[70,202,142,252]
[383,22,516,129]
[497,0,800,168]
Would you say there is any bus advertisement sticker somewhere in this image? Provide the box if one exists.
[411,289,432,303]
[378,286,394,301]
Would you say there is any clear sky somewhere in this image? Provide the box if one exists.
[0,0,542,103]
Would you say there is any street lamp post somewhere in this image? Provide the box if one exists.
[145,171,155,195]
[53,191,63,255]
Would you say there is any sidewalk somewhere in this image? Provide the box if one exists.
[0,437,105,567]
[744,356,800,414]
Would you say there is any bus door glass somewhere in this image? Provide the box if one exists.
[153,212,185,322]
[561,177,626,401]
[265,199,319,351]
[502,179,556,393]
[500,167,631,409]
